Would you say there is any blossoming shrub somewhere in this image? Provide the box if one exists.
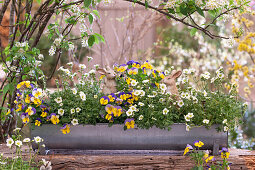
[16,60,245,134]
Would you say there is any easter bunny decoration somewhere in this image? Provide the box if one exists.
[163,70,182,98]
[97,66,117,95]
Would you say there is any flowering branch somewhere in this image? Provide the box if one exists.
[123,0,244,39]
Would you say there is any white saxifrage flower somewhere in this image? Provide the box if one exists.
[58,109,65,116]
[71,119,79,126]
[55,97,62,103]
[34,136,43,143]
[203,119,210,124]
[72,88,77,95]
[6,138,14,148]
[70,108,75,114]
[131,79,138,86]
[79,91,86,101]
[138,115,144,120]
[177,100,184,107]
[23,138,31,143]
[162,108,169,115]
[76,107,81,113]
[126,109,133,116]
[15,140,22,147]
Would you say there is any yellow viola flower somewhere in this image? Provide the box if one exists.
[25,95,31,103]
[16,104,23,112]
[33,98,42,106]
[205,156,215,163]
[100,96,109,105]
[6,109,11,115]
[125,119,135,129]
[221,151,230,159]
[23,117,29,124]
[50,114,59,124]
[194,141,204,148]
[25,106,36,116]
[35,119,42,126]
[108,95,115,102]
[183,144,193,156]
[41,111,47,117]
[105,114,112,121]
[61,124,70,134]
[126,77,131,85]
[17,82,25,89]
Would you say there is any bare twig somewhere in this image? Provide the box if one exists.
[0,0,11,24]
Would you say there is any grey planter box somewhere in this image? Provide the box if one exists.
[31,124,227,155]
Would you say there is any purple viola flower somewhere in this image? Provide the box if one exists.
[221,147,228,152]
[186,144,193,150]
[22,105,26,109]
[127,60,135,65]
[50,113,56,118]
[115,98,123,105]
[151,83,156,87]
[36,118,42,122]
[119,64,127,67]
[46,115,51,120]
[30,84,34,88]
[21,112,28,119]
[124,118,134,124]
[61,124,68,129]
[134,61,140,65]
[28,93,34,98]
[110,93,117,99]
[118,92,126,97]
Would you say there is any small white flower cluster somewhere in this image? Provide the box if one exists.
[15,41,28,48]
[79,64,86,70]
[184,112,194,122]
[126,105,139,117]
[182,68,196,75]
[133,90,145,97]
[222,119,229,132]
[6,136,43,148]
[79,91,86,101]
[200,71,210,80]
[40,158,52,170]
[58,66,71,76]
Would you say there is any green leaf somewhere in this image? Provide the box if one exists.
[145,0,148,8]
[196,7,204,17]
[93,10,100,18]
[168,8,175,14]
[89,14,94,24]
[208,10,217,17]
[88,35,95,47]
[190,28,197,36]
[94,33,105,43]
[180,4,188,16]
[84,0,92,8]
[22,75,27,80]
[2,84,9,98]
[36,0,41,3]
